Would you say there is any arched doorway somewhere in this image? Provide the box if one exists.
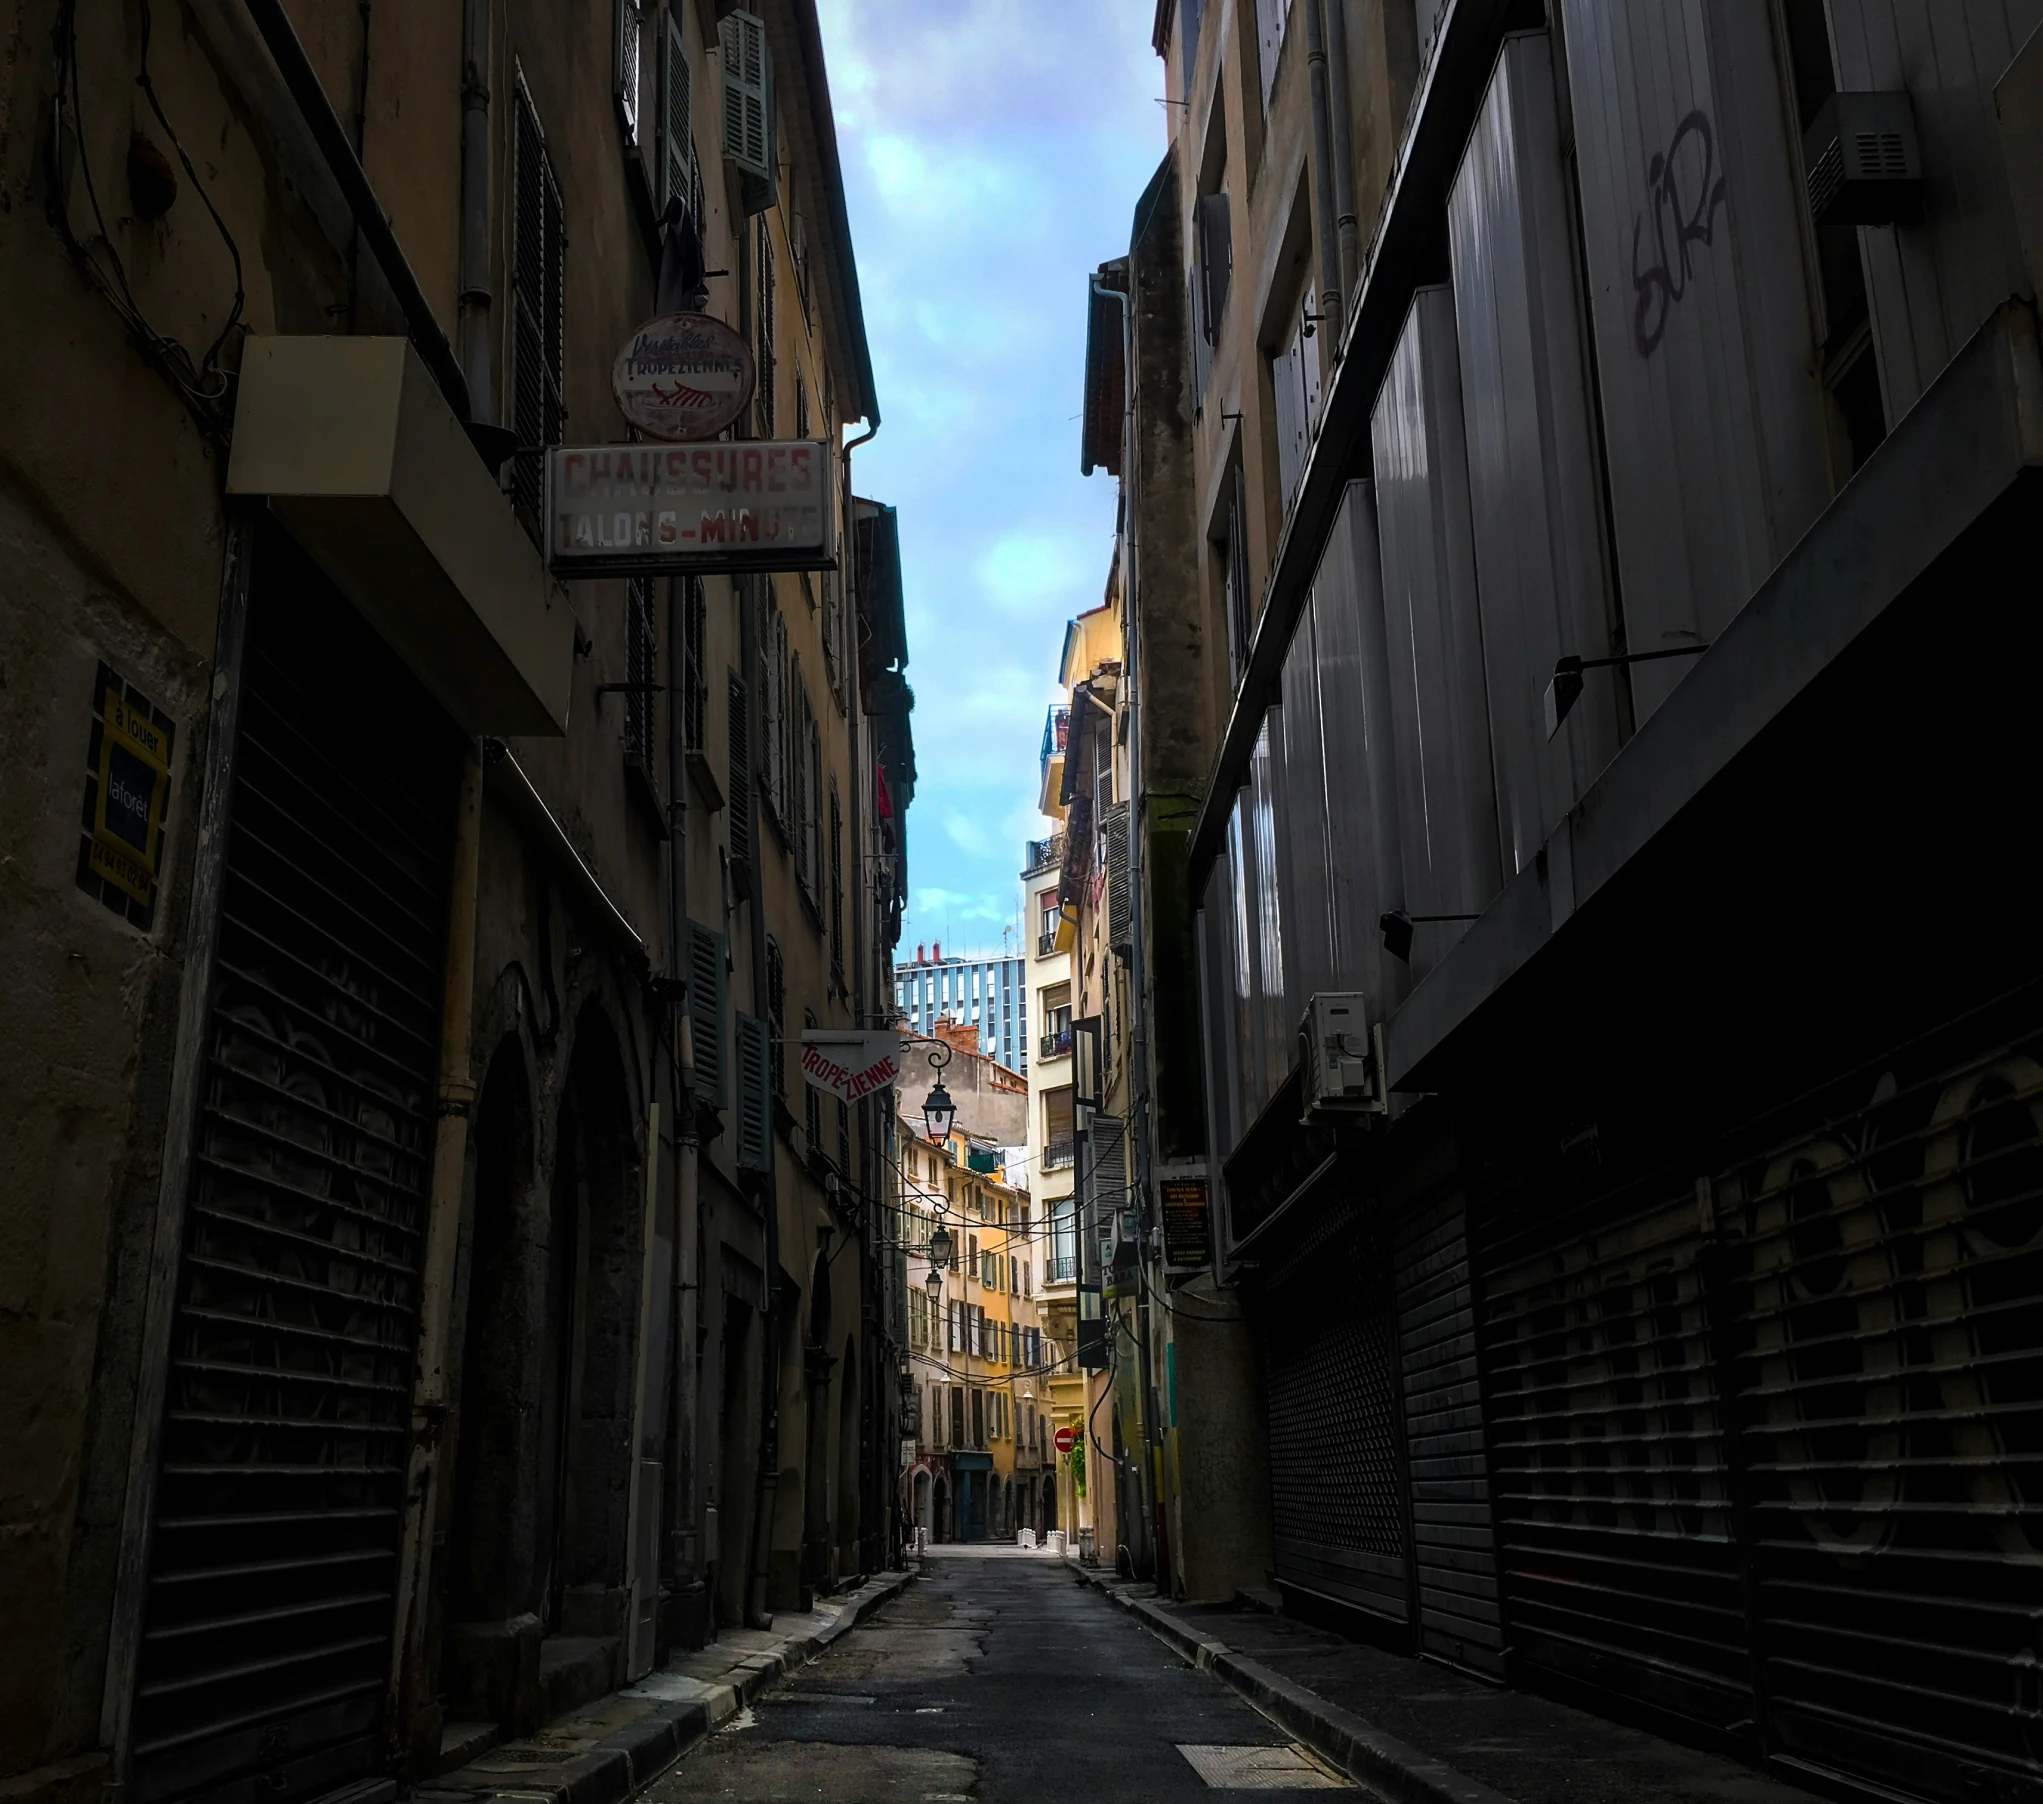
[534,1010,639,1634]
[1043,1475,1058,1530]
[932,1476,950,1543]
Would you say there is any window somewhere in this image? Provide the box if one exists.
[761,598,788,824]
[754,214,777,438]
[950,1384,965,1446]
[727,668,752,865]
[829,784,844,980]
[625,575,657,773]
[1177,0,1205,95]
[1043,1086,1075,1169]
[796,366,810,439]
[1220,465,1251,684]
[1254,0,1291,109]
[837,1095,850,1172]
[511,79,565,536]
[765,935,785,1101]
[803,1006,821,1147]
[1271,292,1322,511]
[970,1388,985,1449]
[1190,188,1230,404]
[680,578,706,754]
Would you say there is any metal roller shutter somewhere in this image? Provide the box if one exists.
[1395,1192,1503,1674]
[1719,996,2043,1804]
[1477,1168,1751,1732]
[1263,1212,1410,1625]
[130,537,455,1804]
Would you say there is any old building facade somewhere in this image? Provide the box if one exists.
[1083,0,2043,1800]
[0,1,909,1797]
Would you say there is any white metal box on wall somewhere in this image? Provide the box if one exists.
[1827,0,2043,422]
[1559,0,1832,721]
[1371,286,1502,976]
[1308,480,1408,1011]
[1448,31,1621,879]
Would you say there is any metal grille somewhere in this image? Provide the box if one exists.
[1721,1005,2043,1803]
[1478,1177,1748,1729]
[1264,1212,1410,1623]
[131,550,453,1803]
[1395,1192,1503,1674]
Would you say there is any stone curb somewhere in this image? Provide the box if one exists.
[1073,1566,1517,1804]
[420,1567,917,1804]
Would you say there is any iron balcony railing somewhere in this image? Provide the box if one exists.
[1040,1027,1073,1060]
[1041,704,1070,761]
[1042,1134,1075,1171]
[1047,1254,1079,1283]
[1025,832,1066,874]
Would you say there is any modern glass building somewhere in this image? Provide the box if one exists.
[894,945,1028,1072]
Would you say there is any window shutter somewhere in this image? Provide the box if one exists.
[683,579,706,753]
[720,9,777,210]
[1199,192,1231,343]
[726,670,751,865]
[661,10,692,214]
[626,576,656,770]
[511,86,565,532]
[686,920,727,1107]
[616,0,643,146]
[1103,799,1132,957]
[735,1011,770,1169]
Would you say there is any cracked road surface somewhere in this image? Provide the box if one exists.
[643,1547,1366,1801]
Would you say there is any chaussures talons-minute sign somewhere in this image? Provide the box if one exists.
[546,310,835,577]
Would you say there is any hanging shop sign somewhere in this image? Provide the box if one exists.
[798,1029,904,1104]
[612,311,755,441]
[1159,1167,1213,1271]
[548,440,837,576]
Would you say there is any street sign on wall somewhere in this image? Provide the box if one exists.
[547,440,837,576]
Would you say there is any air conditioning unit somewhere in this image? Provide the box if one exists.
[1301,992,1385,1116]
[1804,91,1922,226]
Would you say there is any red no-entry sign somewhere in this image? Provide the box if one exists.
[1055,1426,1077,1455]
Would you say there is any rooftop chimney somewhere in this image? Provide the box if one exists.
[934,940,942,961]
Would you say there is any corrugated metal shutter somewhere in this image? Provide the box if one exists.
[1264,1210,1411,1624]
[1721,1000,2043,1804]
[1395,1191,1504,1675]
[130,540,454,1803]
[1478,1168,1750,1731]
[1370,285,1502,975]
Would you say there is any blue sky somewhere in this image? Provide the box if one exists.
[815,1,1162,959]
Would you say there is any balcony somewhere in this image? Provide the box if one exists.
[1039,1028,1073,1060]
[1046,1254,1079,1284]
[1024,832,1066,875]
[1039,704,1070,816]
[1042,1133,1075,1172]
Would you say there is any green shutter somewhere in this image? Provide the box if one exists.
[736,1011,771,1170]
[719,9,776,211]
[661,11,692,214]
[686,919,727,1107]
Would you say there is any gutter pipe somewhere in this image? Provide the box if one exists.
[1304,0,1344,339]
[1323,0,1362,300]
[242,0,472,421]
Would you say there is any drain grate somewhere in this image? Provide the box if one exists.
[1176,1745,1353,1789]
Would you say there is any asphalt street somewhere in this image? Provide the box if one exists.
[643,1547,1367,1801]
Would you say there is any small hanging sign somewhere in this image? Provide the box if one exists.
[612,311,756,442]
[798,1029,904,1104]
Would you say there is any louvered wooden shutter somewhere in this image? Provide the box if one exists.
[616,0,643,146]
[683,579,705,753]
[727,669,751,865]
[661,10,692,213]
[686,919,727,1107]
[1103,800,1132,957]
[735,1011,770,1169]
[720,9,776,208]
[1199,192,1231,344]
[626,575,656,769]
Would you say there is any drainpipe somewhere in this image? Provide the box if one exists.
[458,0,494,421]
[666,577,703,1640]
[389,739,485,1761]
[742,581,782,1630]
[1322,0,1361,306]
[1303,0,1343,341]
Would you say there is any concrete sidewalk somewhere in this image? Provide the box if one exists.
[415,1568,914,1804]
[1072,1567,1818,1804]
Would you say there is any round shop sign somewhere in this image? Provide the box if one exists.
[612,311,756,442]
[1054,1426,1078,1456]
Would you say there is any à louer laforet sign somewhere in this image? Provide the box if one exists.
[547,440,837,575]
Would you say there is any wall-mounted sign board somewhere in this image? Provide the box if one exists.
[547,441,836,576]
